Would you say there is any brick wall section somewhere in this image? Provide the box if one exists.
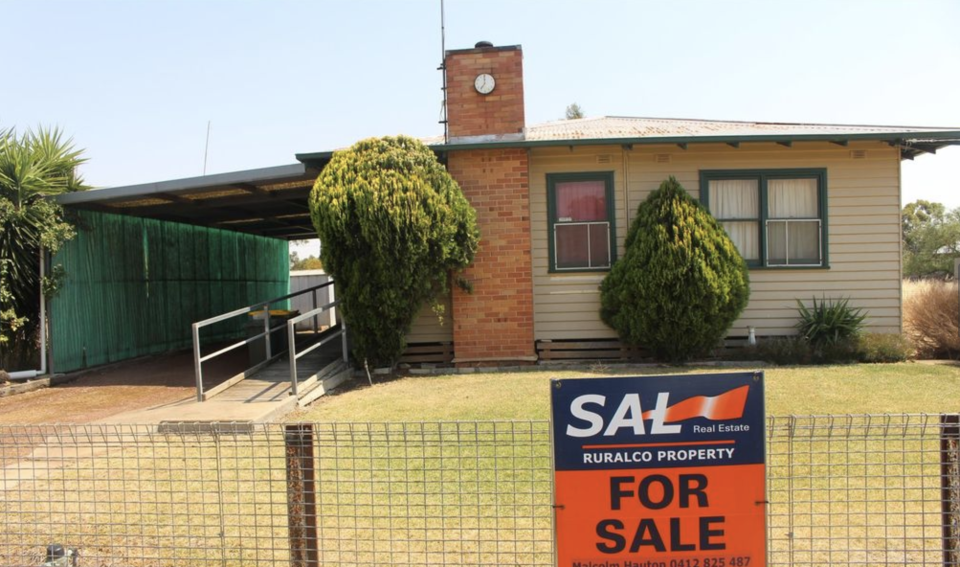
[444,46,525,139]
[448,148,536,363]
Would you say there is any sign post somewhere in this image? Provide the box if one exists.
[551,372,766,567]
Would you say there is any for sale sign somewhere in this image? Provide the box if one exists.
[551,372,766,567]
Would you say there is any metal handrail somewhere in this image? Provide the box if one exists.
[192,280,335,402]
[286,301,349,398]
[193,281,335,329]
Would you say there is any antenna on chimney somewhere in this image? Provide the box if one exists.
[439,0,448,143]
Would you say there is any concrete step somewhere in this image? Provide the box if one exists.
[298,361,354,408]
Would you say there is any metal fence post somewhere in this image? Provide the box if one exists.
[942,414,959,567]
[285,424,319,567]
[341,318,348,363]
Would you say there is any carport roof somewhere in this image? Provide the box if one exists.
[56,163,325,240]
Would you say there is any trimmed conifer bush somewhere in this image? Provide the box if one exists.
[599,176,750,362]
[309,136,479,367]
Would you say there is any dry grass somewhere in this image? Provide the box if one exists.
[4,364,960,566]
[903,279,960,359]
[1,418,953,567]
[294,363,960,422]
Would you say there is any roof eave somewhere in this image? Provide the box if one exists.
[57,163,311,206]
[295,131,960,166]
[427,131,960,152]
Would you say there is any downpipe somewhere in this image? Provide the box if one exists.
[8,248,48,381]
[9,370,40,380]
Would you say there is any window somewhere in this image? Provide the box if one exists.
[701,169,827,268]
[547,172,616,272]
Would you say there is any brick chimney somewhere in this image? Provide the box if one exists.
[444,42,525,141]
[443,43,536,365]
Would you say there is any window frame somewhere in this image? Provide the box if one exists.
[546,171,617,273]
[700,168,829,269]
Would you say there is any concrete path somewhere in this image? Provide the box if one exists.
[2,373,306,491]
[98,346,347,425]
[95,375,300,424]
[1,337,351,494]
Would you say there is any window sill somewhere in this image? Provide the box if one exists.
[548,268,612,275]
[748,264,831,271]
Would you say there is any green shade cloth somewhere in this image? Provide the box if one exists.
[50,210,289,372]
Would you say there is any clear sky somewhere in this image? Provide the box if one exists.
[3,0,958,212]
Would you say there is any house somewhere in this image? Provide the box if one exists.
[52,42,960,371]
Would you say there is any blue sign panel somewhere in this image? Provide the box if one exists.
[551,372,765,471]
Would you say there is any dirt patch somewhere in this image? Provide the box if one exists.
[0,347,247,425]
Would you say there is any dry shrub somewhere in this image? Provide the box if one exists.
[903,279,960,359]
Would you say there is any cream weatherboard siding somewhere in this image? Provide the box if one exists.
[529,141,902,341]
[406,295,454,344]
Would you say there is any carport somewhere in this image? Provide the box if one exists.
[49,162,346,404]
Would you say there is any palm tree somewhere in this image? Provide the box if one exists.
[0,127,87,356]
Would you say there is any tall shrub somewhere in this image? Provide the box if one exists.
[309,136,479,367]
[600,176,750,361]
[0,127,86,367]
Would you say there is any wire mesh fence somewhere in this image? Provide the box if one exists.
[0,415,957,567]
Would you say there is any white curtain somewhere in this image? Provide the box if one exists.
[711,179,759,218]
[789,221,820,262]
[710,179,759,261]
[768,178,817,218]
[721,221,759,260]
[766,178,820,265]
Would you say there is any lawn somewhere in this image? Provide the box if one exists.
[4,361,958,567]
[293,362,960,422]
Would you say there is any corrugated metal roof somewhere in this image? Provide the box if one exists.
[522,116,960,141]
[293,117,960,165]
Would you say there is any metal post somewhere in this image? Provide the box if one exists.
[341,318,348,363]
[288,321,299,398]
[941,414,959,567]
[328,280,337,328]
[264,307,272,361]
[39,246,47,375]
[285,424,319,567]
[311,289,318,335]
[192,323,204,402]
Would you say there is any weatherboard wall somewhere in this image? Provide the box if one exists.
[407,296,454,344]
[528,141,902,341]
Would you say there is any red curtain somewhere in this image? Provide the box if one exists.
[555,181,606,221]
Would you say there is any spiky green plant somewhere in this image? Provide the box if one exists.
[0,127,87,354]
[309,136,479,368]
[795,296,867,348]
[600,176,750,362]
